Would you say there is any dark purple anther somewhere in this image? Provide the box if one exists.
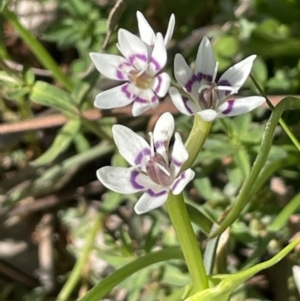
[146,153,172,186]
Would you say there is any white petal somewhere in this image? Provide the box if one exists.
[94,83,134,109]
[169,87,198,116]
[117,29,149,71]
[170,132,188,177]
[152,72,170,97]
[171,169,195,195]
[136,11,155,46]
[134,188,168,214]
[148,33,167,74]
[97,166,143,194]
[132,89,159,116]
[218,55,257,99]
[174,54,196,93]
[164,14,175,46]
[112,124,151,167]
[217,96,265,117]
[195,37,217,84]
[153,112,174,161]
[89,53,131,81]
[197,109,218,121]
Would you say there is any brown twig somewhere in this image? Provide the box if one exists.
[0,95,295,135]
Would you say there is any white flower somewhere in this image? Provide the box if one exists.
[169,36,265,121]
[136,11,175,46]
[90,12,175,117]
[97,112,195,214]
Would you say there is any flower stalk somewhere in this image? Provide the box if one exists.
[182,114,212,171]
[165,114,212,294]
[166,193,209,293]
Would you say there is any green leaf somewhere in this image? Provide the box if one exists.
[73,133,90,153]
[32,119,81,166]
[242,192,300,269]
[30,81,77,114]
[1,143,113,205]
[6,86,30,99]
[193,177,225,202]
[186,237,300,301]
[24,67,35,86]
[186,203,214,235]
[214,36,239,70]
[100,191,124,212]
[79,248,183,301]
[0,71,21,86]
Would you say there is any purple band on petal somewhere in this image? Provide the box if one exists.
[129,54,148,65]
[154,74,162,94]
[121,84,136,100]
[155,140,167,150]
[183,96,194,115]
[171,157,182,167]
[218,79,232,96]
[184,74,198,93]
[147,189,167,197]
[134,148,151,165]
[196,72,212,82]
[116,70,124,80]
[171,171,186,192]
[150,57,161,72]
[135,94,158,104]
[116,62,131,80]
[222,100,234,115]
[130,170,144,189]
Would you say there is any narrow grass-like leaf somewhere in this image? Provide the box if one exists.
[33,119,81,166]
[30,81,77,114]
[1,143,113,205]
[242,192,300,269]
[211,97,300,238]
[78,247,183,301]
[186,237,300,301]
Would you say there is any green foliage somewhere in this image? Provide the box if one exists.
[1,0,300,300]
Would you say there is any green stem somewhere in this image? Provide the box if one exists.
[250,74,300,151]
[56,213,103,301]
[166,193,209,293]
[1,5,73,92]
[182,115,212,171]
[163,115,212,293]
[210,96,300,238]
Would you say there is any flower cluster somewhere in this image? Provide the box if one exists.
[91,12,265,214]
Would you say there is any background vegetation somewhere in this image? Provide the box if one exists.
[1,0,300,300]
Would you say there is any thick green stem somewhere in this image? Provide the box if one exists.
[56,213,103,301]
[164,115,212,293]
[182,115,212,171]
[166,193,208,292]
[1,5,73,91]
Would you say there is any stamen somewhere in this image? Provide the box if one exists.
[136,66,148,77]
[149,132,155,157]
[198,84,211,94]
[155,162,171,176]
[216,85,237,93]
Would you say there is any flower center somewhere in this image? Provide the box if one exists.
[198,83,219,110]
[128,69,154,90]
[146,153,173,186]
